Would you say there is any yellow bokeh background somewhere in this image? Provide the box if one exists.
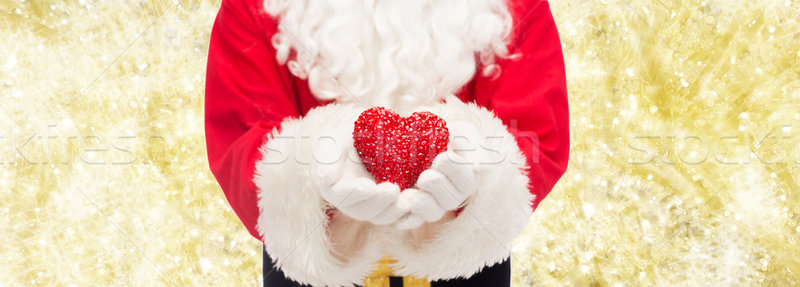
[2,0,800,285]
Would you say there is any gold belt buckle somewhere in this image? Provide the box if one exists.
[363,256,430,287]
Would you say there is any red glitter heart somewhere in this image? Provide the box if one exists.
[353,107,449,190]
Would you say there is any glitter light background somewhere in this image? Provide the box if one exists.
[2,0,800,286]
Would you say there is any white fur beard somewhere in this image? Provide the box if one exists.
[264,0,513,113]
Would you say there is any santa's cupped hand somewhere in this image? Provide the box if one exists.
[313,121,489,228]
[312,125,408,225]
[394,121,488,229]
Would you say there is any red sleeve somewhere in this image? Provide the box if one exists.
[473,1,570,211]
[204,0,299,241]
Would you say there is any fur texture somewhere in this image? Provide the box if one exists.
[254,97,533,284]
[262,0,513,113]
[254,103,393,287]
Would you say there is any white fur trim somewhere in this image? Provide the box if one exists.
[254,103,391,287]
[387,96,534,281]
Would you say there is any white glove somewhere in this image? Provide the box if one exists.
[312,126,407,225]
[394,121,487,230]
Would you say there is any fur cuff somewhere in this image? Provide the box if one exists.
[387,97,535,281]
[254,103,387,287]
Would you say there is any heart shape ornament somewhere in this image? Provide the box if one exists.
[353,107,449,190]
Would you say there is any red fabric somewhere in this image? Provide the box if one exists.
[205,0,569,241]
[459,0,571,210]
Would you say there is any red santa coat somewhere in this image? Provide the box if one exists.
[205,0,569,284]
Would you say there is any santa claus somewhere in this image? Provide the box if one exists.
[204,0,569,285]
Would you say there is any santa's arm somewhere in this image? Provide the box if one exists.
[205,0,385,285]
[486,0,570,211]
[389,1,570,280]
[205,0,299,244]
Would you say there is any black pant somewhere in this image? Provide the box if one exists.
[263,246,510,287]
